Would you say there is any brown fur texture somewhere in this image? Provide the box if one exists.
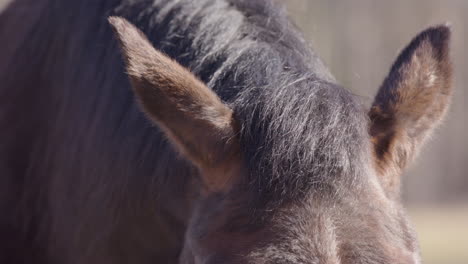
[369,25,452,197]
[0,0,453,263]
[107,17,452,264]
[109,17,242,191]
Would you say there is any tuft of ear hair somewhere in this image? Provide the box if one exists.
[108,17,241,191]
[369,25,453,197]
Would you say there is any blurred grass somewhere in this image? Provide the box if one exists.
[409,205,468,264]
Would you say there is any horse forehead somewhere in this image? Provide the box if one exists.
[244,187,389,258]
[248,211,340,263]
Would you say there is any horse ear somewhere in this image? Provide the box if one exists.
[109,17,241,191]
[369,25,453,197]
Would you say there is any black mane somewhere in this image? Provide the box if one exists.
[1,0,370,209]
[115,0,370,205]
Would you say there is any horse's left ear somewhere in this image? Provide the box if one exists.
[369,25,453,196]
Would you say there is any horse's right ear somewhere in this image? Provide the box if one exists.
[369,25,453,197]
[108,17,241,191]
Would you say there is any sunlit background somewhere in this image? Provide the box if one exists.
[285,1,468,264]
[0,1,466,263]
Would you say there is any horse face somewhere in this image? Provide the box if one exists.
[109,18,451,264]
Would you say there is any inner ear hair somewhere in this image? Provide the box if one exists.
[369,25,453,196]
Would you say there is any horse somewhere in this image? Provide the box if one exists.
[0,0,452,263]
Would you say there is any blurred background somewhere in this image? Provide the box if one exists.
[285,1,467,264]
[0,0,466,263]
